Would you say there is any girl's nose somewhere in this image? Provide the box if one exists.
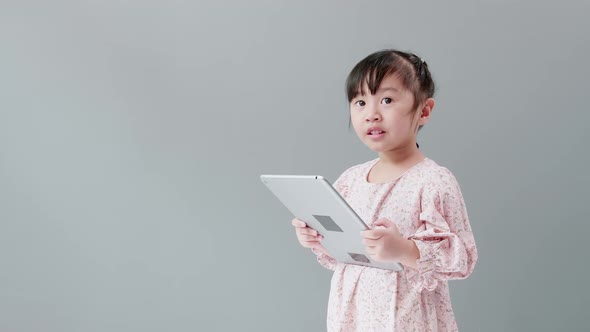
[366,114,381,122]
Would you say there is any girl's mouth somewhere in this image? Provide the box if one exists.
[368,131,386,139]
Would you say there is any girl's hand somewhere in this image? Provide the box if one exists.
[361,218,419,265]
[291,218,332,257]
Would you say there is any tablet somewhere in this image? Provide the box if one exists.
[260,174,403,271]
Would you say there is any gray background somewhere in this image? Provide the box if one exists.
[1,1,589,331]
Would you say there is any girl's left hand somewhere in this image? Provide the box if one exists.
[361,218,415,262]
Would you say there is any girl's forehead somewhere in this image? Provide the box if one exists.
[358,74,407,95]
[373,74,405,87]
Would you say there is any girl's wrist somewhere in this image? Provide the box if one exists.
[399,239,420,268]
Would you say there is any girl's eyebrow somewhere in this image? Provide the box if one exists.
[377,87,399,93]
[351,86,399,100]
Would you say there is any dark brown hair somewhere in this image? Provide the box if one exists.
[345,49,436,140]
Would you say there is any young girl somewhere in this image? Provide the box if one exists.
[292,49,478,331]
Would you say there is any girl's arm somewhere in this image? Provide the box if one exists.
[312,244,333,258]
[405,169,478,292]
[311,246,337,270]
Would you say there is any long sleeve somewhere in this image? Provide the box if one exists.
[311,247,338,270]
[405,168,478,292]
[310,170,351,271]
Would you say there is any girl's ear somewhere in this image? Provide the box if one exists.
[418,98,435,124]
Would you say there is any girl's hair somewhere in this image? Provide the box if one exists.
[345,49,436,146]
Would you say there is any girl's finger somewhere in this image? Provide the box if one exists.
[291,219,306,227]
[361,229,385,240]
[362,238,378,246]
[302,241,320,247]
[299,235,320,242]
[296,227,318,236]
[304,228,318,236]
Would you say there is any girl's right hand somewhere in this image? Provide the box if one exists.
[291,218,324,249]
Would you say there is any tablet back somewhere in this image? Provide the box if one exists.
[260,174,403,271]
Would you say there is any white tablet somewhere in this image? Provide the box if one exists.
[260,174,403,271]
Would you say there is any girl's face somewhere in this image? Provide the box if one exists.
[349,74,432,154]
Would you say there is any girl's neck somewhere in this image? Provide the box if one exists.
[377,145,425,166]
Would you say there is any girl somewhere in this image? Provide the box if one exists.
[292,49,478,331]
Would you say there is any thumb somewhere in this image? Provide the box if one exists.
[373,218,394,228]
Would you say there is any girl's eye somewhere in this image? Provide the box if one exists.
[381,97,393,104]
[354,100,366,107]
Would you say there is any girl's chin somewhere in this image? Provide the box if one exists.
[365,144,389,152]
[365,140,413,152]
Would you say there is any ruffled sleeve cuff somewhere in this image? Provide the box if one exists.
[311,248,338,271]
[404,239,442,292]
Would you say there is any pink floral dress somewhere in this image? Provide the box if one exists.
[311,157,478,331]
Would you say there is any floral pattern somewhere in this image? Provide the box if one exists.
[311,157,478,331]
